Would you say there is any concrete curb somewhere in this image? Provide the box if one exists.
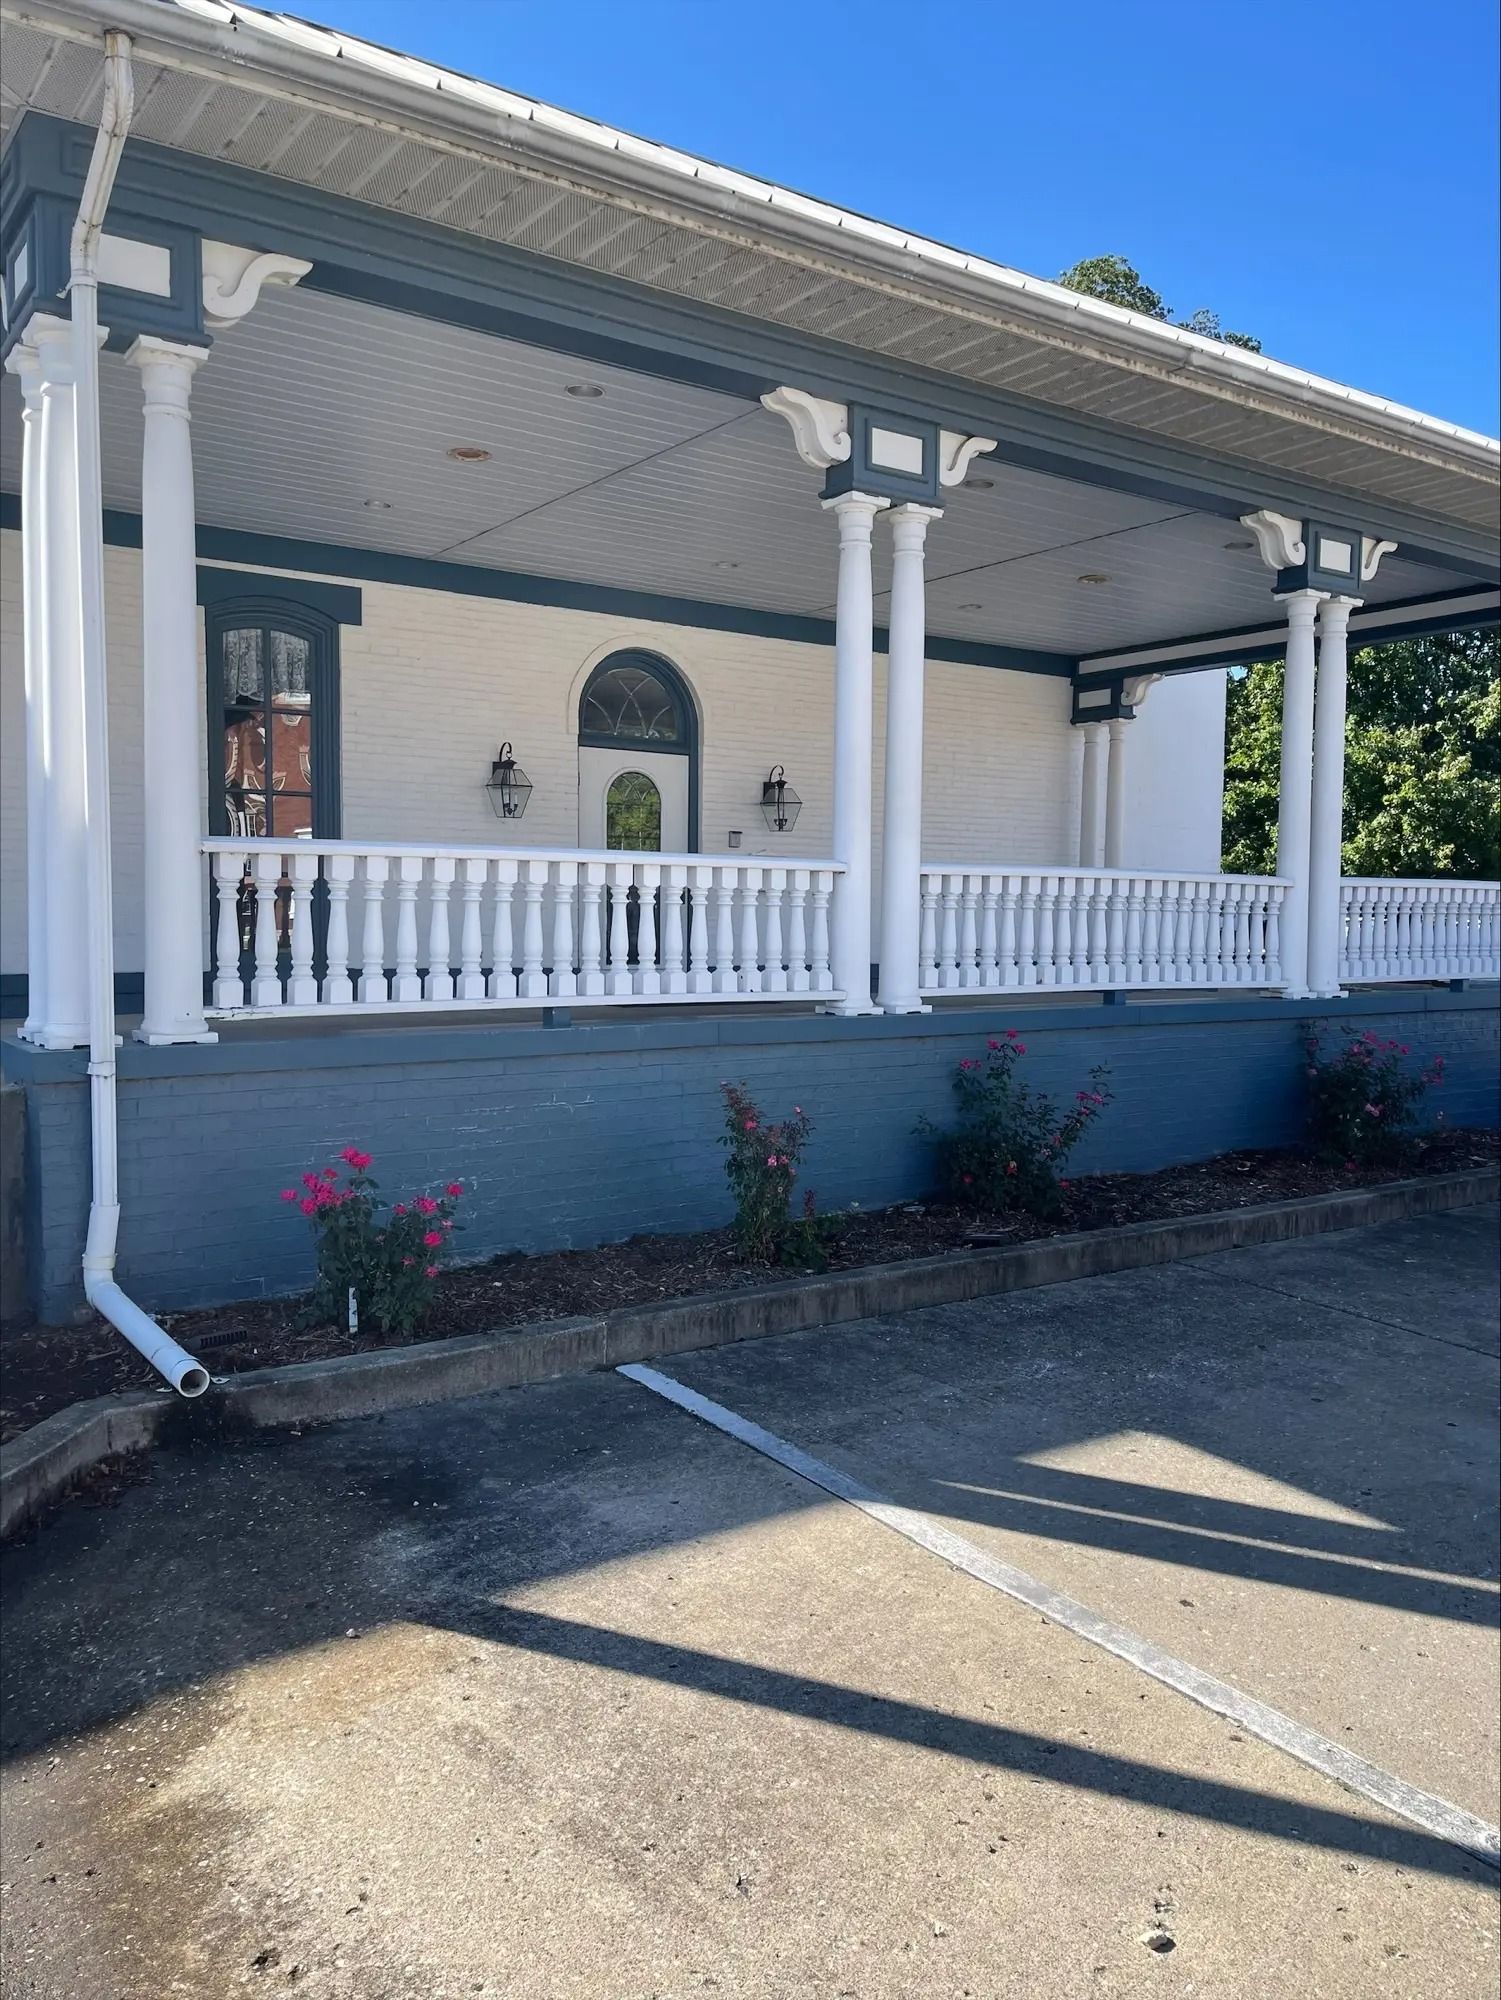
[4,1164,1496,1538]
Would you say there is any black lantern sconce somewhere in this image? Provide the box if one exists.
[485,742,533,820]
[759,764,802,834]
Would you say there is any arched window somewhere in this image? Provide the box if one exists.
[605,770,663,851]
[579,651,693,751]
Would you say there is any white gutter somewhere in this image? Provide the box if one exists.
[8,0,1499,486]
[69,29,209,1397]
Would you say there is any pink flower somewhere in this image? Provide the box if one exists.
[393,1204,407,1217]
[1364,1102,1382,1118]
[1060,1178,1071,1189]
[302,1172,320,1190]
[322,1166,339,1182]
[422,1230,443,1248]
[415,1196,439,1216]
[424,1266,440,1279]
[960,1059,978,1071]
[1006,1161,1017,1176]
[402,1257,414,1268]
[744,1118,758,1131]
[988,1039,1001,1051]
[767,1155,779,1168]
[1013,1042,1027,1055]
[299,1197,318,1216]
[1005,1029,1018,1039]
[1399,1045,1410,1056]
[279,1188,297,1203]
[446,1183,464,1198]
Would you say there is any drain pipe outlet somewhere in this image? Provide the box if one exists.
[71,30,208,1398]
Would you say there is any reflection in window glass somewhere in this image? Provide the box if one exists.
[605,770,663,851]
[582,664,680,742]
[220,621,316,838]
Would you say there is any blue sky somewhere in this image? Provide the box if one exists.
[342,0,1499,436]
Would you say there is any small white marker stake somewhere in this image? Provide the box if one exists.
[347,1286,359,1334]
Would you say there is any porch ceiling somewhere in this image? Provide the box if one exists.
[0,284,1468,658]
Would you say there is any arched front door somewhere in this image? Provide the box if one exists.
[577,651,696,853]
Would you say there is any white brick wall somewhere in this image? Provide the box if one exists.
[0,529,1227,975]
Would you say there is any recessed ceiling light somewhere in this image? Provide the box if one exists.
[964,475,995,490]
[1076,572,1112,586]
[446,444,492,462]
[362,498,392,511]
[1223,538,1255,551]
[565,382,605,398]
[957,601,983,611]
[713,559,740,570]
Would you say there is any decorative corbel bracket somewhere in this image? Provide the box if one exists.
[1121,671,1163,710]
[937,431,998,487]
[202,240,313,330]
[1360,536,1399,582]
[761,385,851,469]
[1240,508,1306,571]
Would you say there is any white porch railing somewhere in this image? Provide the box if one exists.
[203,839,842,1015]
[1338,879,1500,984]
[917,867,1289,993]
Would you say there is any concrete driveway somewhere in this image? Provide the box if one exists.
[2,1206,1497,1999]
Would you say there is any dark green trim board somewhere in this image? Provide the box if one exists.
[197,566,362,627]
[0,494,1073,676]
[5,112,1497,582]
[1075,587,1501,684]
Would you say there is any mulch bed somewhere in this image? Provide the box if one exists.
[2,1129,1495,1444]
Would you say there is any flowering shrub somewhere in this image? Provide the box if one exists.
[921,1032,1112,1218]
[278,1146,465,1335]
[1303,1027,1444,1166]
[719,1082,829,1265]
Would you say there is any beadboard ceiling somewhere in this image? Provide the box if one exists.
[0,283,1461,656]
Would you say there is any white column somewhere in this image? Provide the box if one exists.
[128,337,215,1043]
[25,317,95,1047]
[1078,721,1107,867]
[1103,717,1130,869]
[1275,589,1324,998]
[878,503,940,1013]
[1307,594,1358,998]
[822,490,887,1013]
[4,337,47,1041]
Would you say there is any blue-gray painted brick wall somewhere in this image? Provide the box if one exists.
[8,992,1498,1323]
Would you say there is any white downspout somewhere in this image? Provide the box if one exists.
[70,30,208,1397]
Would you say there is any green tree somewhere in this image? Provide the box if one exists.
[1221,628,1501,880]
[1057,254,1262,352]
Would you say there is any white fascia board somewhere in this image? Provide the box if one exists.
[13,0,1500,481]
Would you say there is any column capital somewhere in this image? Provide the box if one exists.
[1274,586,1328,625]
[126,333,211,373]
[1106,715,1130,740]
[1317,593,1362,634]
[10,312,107,387]
[888,502,942,551]
[821,490,890,534]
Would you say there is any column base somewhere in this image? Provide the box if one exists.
[135,1026,220,1046]
[818,999,880,1018]
[1308,986,1347,1001]
[877,999,931,1015]
[22,1026,90,1050]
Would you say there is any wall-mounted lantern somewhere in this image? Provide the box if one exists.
[760,765,802,834]
[485,742,533,819]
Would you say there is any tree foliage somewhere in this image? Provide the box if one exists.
[1057,253,1262,351]
[1222,628,1501,881]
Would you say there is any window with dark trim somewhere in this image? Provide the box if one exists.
[205,597,342,840]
